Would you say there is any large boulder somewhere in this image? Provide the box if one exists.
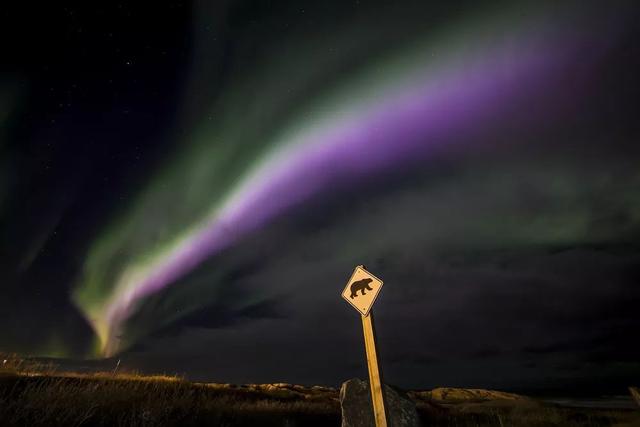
[340,378,421,427]
[630,387,640,408]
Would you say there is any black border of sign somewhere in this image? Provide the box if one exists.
[341,265,384,316]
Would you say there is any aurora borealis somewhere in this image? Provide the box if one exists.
[74,6,588,357]
[2,1,640,390]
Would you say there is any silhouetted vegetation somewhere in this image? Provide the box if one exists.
[1,354,638,426]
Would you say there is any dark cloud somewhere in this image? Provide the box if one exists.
[120,199,640,389]
[119,128,640,387]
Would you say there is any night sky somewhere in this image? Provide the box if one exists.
[1,1,639,393]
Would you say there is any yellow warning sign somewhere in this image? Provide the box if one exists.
[341,265,384,316]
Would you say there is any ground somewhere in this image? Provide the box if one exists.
[0,357,638,426]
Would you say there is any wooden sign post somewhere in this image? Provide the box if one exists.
[362,310,388,427]
[342,265,388,427]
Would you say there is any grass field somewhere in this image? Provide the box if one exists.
[1,355,638,426]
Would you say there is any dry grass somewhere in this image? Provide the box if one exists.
[413,393,640,427]
[1,353,58,376]
[1,353,638,426]
[422,404,640,427]
[0,354,339,426]
[0,374,340,426]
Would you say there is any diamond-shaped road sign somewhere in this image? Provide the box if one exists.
[342,265,384,316]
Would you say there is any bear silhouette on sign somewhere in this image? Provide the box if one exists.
[350,278,373,299]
